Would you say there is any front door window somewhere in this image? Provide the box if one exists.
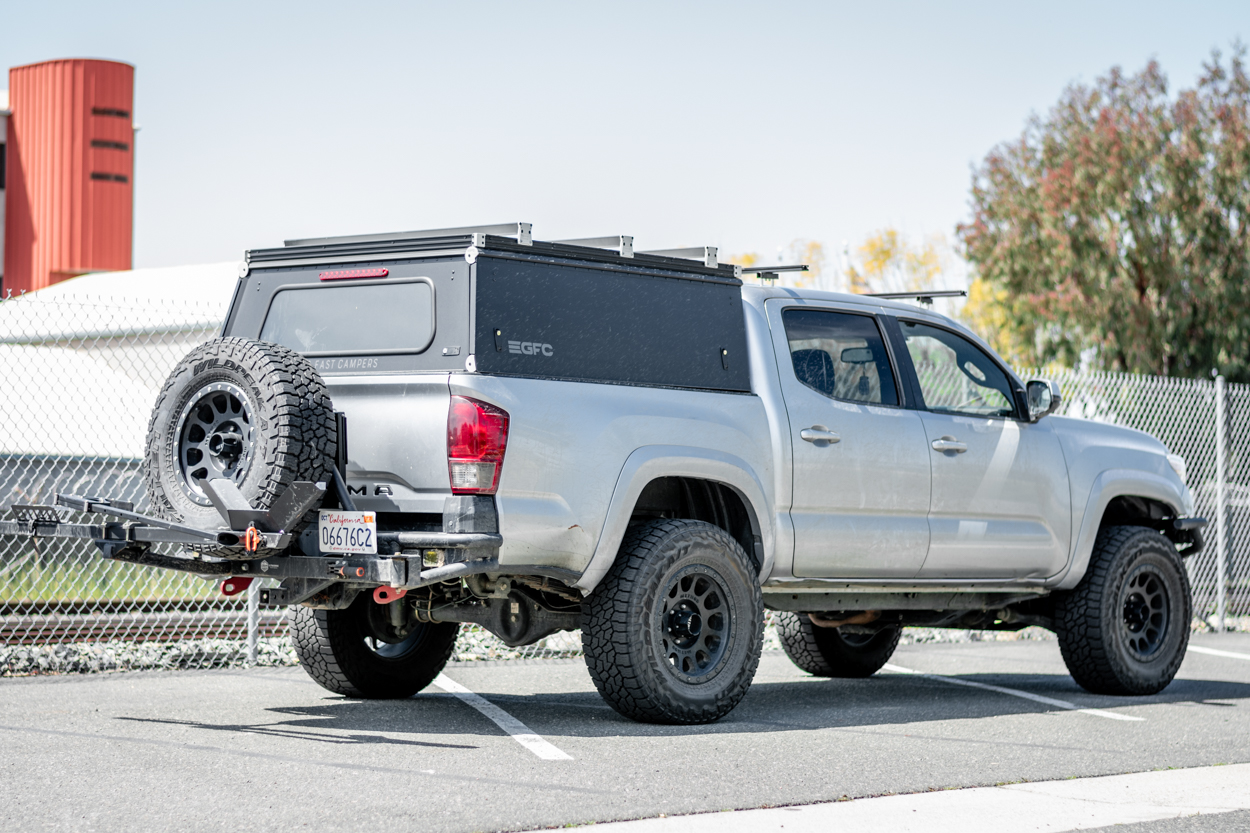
[900,321,1014,417]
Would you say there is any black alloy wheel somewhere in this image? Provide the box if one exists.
[1056,525,1191,696]
[839,631,878,649]
[582,519,764,725]
[361,593,422,654]
[659,564,733,682]
[174,381,255,506]
[1120,564,1170,660]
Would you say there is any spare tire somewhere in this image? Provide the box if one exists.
[144,337,336,556]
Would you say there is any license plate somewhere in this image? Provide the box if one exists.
[318,510,378,555]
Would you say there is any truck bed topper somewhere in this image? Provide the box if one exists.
[231,223,752,392]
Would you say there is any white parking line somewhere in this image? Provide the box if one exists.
[1189,645,1250,661]
[433,673,572,760]
[568,762,1250,833]
[882,663,1145,721]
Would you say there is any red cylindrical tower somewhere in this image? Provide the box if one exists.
[3,58,134,294]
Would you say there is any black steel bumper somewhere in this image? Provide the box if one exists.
[1,490,580,607]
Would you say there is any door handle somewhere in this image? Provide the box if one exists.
[800,427,841,444]
[931,436,967,453]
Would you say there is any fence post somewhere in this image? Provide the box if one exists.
[1215,375,1227,632]
[247,580,260,664]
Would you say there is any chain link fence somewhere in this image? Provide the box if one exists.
[0,292,596,674]
[1032,369,1250,628]
[1,292,1245,675]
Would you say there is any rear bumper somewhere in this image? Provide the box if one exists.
[379,530,501,550]
[95,543,583,607]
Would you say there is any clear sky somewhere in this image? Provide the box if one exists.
[3,1,1247,272]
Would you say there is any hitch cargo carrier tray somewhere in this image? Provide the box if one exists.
[0,477,563,608]
[1,477,325,557]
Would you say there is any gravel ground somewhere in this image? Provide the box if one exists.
[0,637,300,675]
[0,625,583,676]
[3,615,1246,677]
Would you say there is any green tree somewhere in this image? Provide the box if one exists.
[958,47,1250,379]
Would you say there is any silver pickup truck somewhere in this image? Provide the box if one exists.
[7,223,1205,725]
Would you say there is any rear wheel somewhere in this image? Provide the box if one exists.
[1055,525,1191,695]
[289,594,459,698]
[776,612,901,677]
[582,520,763,724]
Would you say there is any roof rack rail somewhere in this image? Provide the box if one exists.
[637,246,718,269]
[284,222,533,248]
[552,235,634,258]
[742,264,808,282]
[863,289,967,307]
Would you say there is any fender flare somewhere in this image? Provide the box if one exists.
[575,445,774,593]
[1051,469,1187,591]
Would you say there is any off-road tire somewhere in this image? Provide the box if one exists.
[289,595,460,698]
[776,612,901,677]
[582,519,764,725]
[1055,525,1191,696]
[144,337,335,556]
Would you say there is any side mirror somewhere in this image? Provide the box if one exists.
[1026,379,1062,422]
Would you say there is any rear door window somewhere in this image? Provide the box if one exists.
[260,279,435,356]
[781,309,899,406]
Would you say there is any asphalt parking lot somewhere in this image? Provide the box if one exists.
[3,634,1249,832]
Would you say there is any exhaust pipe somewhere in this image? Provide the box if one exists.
[808,610,881,629]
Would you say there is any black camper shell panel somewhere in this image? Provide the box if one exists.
[473,254,750,392]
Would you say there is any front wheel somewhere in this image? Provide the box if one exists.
[776,612,901,677]
[1055,525,1191,696]
[289,594,459,698]
[582,520,764,724]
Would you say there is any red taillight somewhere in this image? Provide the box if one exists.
[447,395,510,494]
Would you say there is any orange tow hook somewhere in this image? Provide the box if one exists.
[221,577,254,596]
[243,526,262,553]
[373,586,408,604]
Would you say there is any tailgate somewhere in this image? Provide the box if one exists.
[328,375,451,514]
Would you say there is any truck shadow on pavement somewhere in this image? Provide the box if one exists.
[110,673,1250,744]
[115,704,479,749]
[474,674,1250,737]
